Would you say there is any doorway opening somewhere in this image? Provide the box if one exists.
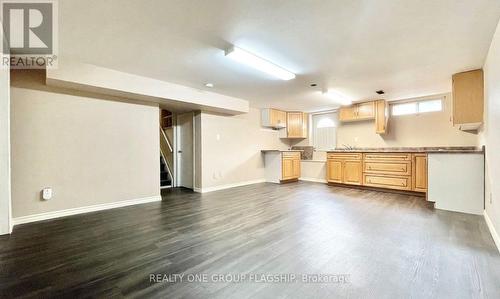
[159,109,195,190]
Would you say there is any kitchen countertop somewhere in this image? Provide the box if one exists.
[261,150,304,153]
[326,146,483,154]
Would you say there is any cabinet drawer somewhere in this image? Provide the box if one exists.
[364,174,412,191]
[327,153,362,160]
[363,153,411,162]
[363,161,412,176]
[282,152,301,159]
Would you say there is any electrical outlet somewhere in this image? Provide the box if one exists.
[42,188,52,200]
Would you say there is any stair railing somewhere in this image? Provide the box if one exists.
[160,126,174,186]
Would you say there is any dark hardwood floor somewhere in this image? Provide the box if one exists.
[1,182,499,298]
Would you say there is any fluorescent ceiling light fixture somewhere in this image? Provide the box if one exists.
[205,83,214,88]
[225,46,296,80]
[322,90,352,106]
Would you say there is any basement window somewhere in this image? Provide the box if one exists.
[391,98,443,116]
[312,112,338,151]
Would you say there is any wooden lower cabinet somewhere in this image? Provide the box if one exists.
[343,161,362,185]
[327,160,343,183]
[327,152,428,193]
[326,154,362,185]
[412,154,428,192]
[282,152,301,181]
[282,158,294,180]
[292,158,301,178]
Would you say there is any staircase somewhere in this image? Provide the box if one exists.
[160,155,172,188]
[160,110,174,189]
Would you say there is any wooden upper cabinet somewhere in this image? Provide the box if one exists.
[339,106,357,122]
[452,69,484,129]
[356,102,375,120]
[287,112,303,137]
[412,154,428,192]
[339,101,375,122]
[282,112,307,139]
[261,108,287,128]
[375,100,388,134]
[263,109,308,138]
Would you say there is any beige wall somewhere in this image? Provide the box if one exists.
[479,19,500,248]
[198,108,288,189]
[10,73,160,218]
[0,45,11,233]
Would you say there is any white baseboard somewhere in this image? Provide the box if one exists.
[195,179,266,193]
[484,210,500,253]
[12,195,162,226]
[299,177,327,183]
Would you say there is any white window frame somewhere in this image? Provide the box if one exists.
[310,111,338,151]
[391,97,443,117]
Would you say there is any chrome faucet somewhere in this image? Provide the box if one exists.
[342,144,355,150]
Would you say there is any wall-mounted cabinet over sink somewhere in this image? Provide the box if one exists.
[339,101,375,122]
[339,100,388,134]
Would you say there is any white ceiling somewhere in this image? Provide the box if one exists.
[58,0,500,112]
